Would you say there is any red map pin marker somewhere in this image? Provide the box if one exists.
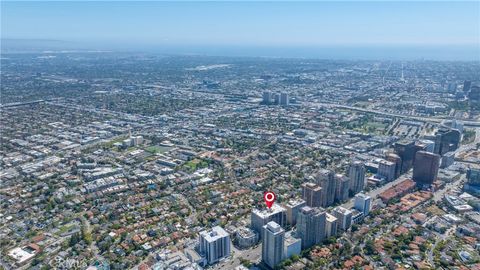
[264,191,276,209]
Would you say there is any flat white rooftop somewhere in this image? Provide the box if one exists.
[252,203,286,218]
[8,247,36,264]
[200,226,229,242]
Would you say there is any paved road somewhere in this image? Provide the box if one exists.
[308,102,480,127]
[214,172,415,269]
[427,224,458,264]
[341,172,412,209]
[341,127,479,209]
[211,244,261,270]
[433,174,465,202]
[453,127,479,164]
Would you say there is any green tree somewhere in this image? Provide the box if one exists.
[364,239,375,255]
[81,225,93,245]
[69,232,80,247]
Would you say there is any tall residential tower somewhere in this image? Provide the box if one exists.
[262,221,285,269]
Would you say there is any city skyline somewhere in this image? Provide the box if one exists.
[1,1,480,270]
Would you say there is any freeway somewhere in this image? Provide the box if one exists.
[307,102,480,127]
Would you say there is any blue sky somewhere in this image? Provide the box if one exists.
[2,1,479,47]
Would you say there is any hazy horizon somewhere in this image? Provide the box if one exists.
[1,1,480,60]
